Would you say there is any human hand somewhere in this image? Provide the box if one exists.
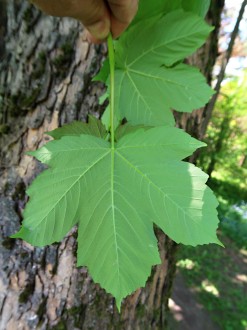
[31,0,139,42]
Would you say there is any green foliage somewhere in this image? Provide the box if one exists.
[192,75,247,327]
[177,236,247,330]
[209,178,247,205]
[219,200,247,249]
[199,74,247,202]
[13,0,220,309]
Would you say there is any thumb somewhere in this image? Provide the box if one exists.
[75,0,111,40]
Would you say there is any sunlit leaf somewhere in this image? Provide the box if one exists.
[13,125,220,309]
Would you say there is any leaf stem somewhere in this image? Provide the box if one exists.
[107,33,115,148]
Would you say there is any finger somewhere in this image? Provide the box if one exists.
[74,0,111,40]
[31,0,111,41]
[86,31,104,44]
[108,0,139,38]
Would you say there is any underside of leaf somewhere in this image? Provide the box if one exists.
[14,125,221,308]
[97,9,214,128]
[13,0,220,311]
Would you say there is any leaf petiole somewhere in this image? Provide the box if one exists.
[107,33,115,148]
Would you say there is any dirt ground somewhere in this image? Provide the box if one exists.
[168,272,220,330]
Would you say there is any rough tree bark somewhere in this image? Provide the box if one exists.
[0,1,224,329]
[175,0,225,138]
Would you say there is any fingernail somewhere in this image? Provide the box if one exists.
[87,19,110,40]
[86,31,101,44]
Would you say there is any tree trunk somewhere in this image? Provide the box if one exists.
[175,0,225,137]
[206,115,231,177]
[0,1,223,329]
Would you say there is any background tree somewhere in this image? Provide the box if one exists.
[0,1,225,329]
[199,74,247,203]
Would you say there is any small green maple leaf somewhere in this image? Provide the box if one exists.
[13,124,221,310]
[46,115,108,140]
[132,0,181,25]
[182,0,211,17]
[99,9,214,128]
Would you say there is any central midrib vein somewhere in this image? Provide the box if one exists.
[108,34,120,283]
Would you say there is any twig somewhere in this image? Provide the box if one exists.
[200,0,247,138]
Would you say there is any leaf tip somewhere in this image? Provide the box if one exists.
[10,233,19,239]
[26,150,36,157]
[10,227,23,239]
[192,140,207,149]
[215,238,224,248]
[116,298,123,313]
[44,131,54,138]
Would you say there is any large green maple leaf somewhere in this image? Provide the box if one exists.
[13,124,220,309]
